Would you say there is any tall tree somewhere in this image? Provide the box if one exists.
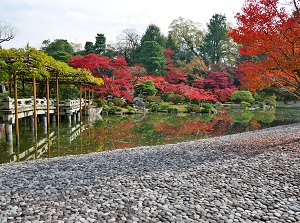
[165,33,177,51]
[141,24,166,47]
[41,39,74,62]
[70,42,83,53]
[163,49,188,84]
[229,0,300,99]
[169,17,204,60]
[177,56,208,82]
[201,14,232,65]
[84,41,94,54]
[94,33,106,55]
[140,41,166,75]
[116,29,141,65]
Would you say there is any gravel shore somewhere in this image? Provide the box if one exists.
[0,123,300,223]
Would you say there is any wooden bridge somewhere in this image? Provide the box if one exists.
[0,97,92,141]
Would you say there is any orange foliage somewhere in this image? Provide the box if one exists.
[229,0,300,99]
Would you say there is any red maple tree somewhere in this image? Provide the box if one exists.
[193,71,237,102]
[229,0,300,99]
[68,54,134,102]
[163,49,188,84]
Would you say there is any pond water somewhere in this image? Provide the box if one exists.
[0,108,299,164]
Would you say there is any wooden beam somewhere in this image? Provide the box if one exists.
[13,73,19,146]
[80,86,82,121]
[56,74,60,126]
[33,76,38,140]
[84,87,87,116]
[46,78,50,128]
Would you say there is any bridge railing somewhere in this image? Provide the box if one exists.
[0,97,92,112]
[0,97,56,110]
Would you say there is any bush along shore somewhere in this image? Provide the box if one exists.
[0,123,299,222]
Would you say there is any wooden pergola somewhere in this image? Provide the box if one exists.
[0,48,103,145]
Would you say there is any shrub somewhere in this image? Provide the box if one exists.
[201,103,217,113]
[149,103,177,113]
[169,94,185,105]
[161,92,172,102]
[185,104,202,113]
[112,97,126,107]
[254,92,276,106]
[146,95,161,103]
[103,106,122,114]
[158,104,170,111]
[230,90,255,103]
[134,80,158,96]
[93,98,107,107]
[149,102,160,112]
[258,102,265,108]
[167,107,178,113]
[126,105,135,113]
[241,101,251,108]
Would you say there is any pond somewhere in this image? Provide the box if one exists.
[0,107,299,164]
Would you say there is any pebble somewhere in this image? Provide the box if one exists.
[0,123,299,222]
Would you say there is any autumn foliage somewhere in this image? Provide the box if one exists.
[68,47,239,103]
[229,0,300,99]
[68,54,134,102]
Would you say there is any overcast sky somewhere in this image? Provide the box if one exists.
[1,0,245,49]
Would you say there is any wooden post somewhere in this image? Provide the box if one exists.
[46,78,50,128]
[47,131,51,158]
[56,74,60,126]
[84,87,87,116]
[33,76,38,140]
[79,86,82,121]
[13,73,19,145]
[80,120,83,154]
[92,87,94,102]
[88,87,91,114]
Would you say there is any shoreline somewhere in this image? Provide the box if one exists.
[0,123,300,222]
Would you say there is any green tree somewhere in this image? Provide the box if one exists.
[201,14,230,65]
[165,33,176,51]
[230,90,255,103]
[84,41,94,54]
[141,24,166,47]
[169,17,204,59]
[94,33,106,55]
[140,41,166,75]
[41,39,74,62]
[51,51,74,62]
[254,92,276,106]
[135,80,158,96]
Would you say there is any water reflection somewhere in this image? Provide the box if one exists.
[0,108,299,164]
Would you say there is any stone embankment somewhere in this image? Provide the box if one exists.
[0,124,299,222]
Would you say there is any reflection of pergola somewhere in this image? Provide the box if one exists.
[0,49,102,145]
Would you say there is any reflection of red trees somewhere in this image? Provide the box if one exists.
[85,109,272,151]
[208,110,234,137]
[155,111,239,141]
[92,120,136,149]
[156,120,214,137]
